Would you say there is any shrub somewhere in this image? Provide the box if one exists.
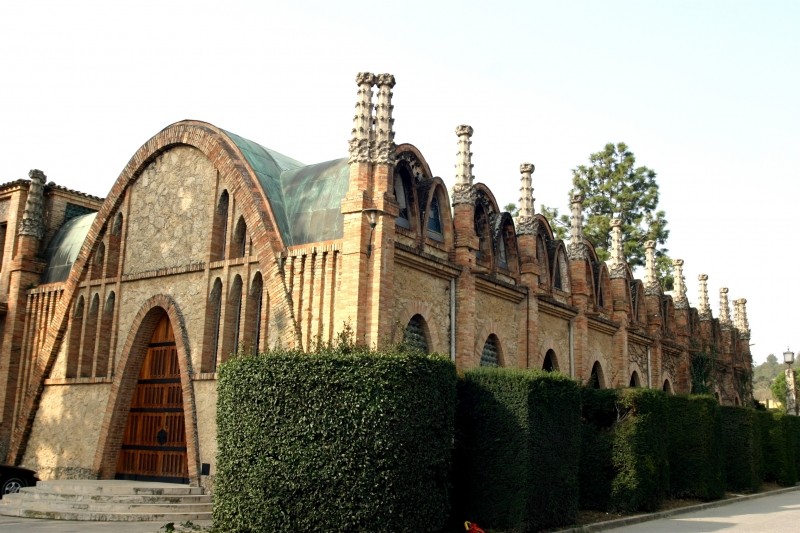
[719,406,761,493]
[758,410,798,486]
[214,345,457,532]
[665,395,724,500]
[454,368,581,532]
[579,388,618,510]
[609,389,669,513]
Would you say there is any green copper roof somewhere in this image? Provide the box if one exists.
[224,130,349,246]
[42,212,96,284]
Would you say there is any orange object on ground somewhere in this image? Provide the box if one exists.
[464,521,486,533]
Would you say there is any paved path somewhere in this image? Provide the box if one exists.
[601,487,800,532]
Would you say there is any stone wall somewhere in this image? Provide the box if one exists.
[393,262,451,354]
[475,290,524,367]
[21,382,110,479]
[538,311,571,373]
[123,146,215,275]
[193,378,218,492]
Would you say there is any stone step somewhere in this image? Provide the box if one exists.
[34,480,204,495]
[19,488,211,504]
[0,480,212,522]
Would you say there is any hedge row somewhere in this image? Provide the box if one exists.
[215,349,800,531]
[214,346,457,532]
[454,368,581,532]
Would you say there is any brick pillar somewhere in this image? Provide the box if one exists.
[607,219,629,387]
[643,240,662,388]
[451,125,477,369]
[516,163,539,368]
[364,74,399,347]
[567,193,590,380]
[339,73,376,343]
[671,259,692,392]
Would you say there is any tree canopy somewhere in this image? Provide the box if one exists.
[542,142,672,286]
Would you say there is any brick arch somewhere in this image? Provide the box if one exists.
[475,320,504,366]
[8,120,299,463]
[92,294,202,485]
[395,301,442,354]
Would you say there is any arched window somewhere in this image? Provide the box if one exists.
[662,379,673,394]
[629,371,641,388]
[66,296,85,378]
[80,294,100,377]
[543,349,558,372]
[112,212,124,236]
[474,206,491,266]
[243,272,264,355]
[222,275,243,361]
[480,335,500,367]
[426,195,443,241]
[230,216,247,259]
[589,361,605,389]
[202,278,223,373]
[394,171,412,229]
[107,213,123,277]
[211,191,229,261]
[91,242,105,280]
[403,314,429,353]
[95,292,115,377]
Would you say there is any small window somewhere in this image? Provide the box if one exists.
[426,196,443,241]
[403,314,429,353]
[629,371,641,388]
[480,335,500,367]
[394,173,411,229]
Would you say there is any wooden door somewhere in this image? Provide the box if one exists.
[116,313,189,483]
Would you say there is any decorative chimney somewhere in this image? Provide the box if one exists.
[18,169,46,240]
[672,259,688,309]
[348,72,376,164]
[452,125,475,204]
[607,218,626,278]
[719,288,732,329]
[516,162,535,228]
[734,298,751,339]
[698,274,711,320]
[374,73,396,165]
[567,193,587,260]
[643,240,659,295]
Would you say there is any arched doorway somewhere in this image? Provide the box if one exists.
[116,312,189,483]
[629,371,641,388]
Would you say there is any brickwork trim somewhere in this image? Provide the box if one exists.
[92,294,202,485]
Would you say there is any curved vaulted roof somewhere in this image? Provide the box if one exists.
[224,130,349,246]
[41,212,97,284]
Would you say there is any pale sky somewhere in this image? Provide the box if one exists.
[2,1,798,364]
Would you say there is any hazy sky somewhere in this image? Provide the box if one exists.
[2,1,798,364]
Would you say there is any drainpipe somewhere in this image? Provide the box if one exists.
[450,278,456,363]
[569,319,575,378]
[647,346,652,388]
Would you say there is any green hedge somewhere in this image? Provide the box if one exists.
[666,395,724,500]
[719,406,761,492]
[579,388,618,510]
[454,368,581,532]
[214,346,457,532]
[759,411,798,486]
[609,389,669,513]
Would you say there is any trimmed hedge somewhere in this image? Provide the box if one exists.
[214,346,457,532]
[579,388,618,510]
[759,410,798,486]
[609,389,669,513]
[454,368,581,532]
[666,395,724,500]
[719,406,761,493]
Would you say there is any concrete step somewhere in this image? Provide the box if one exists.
[0,480,212,522]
